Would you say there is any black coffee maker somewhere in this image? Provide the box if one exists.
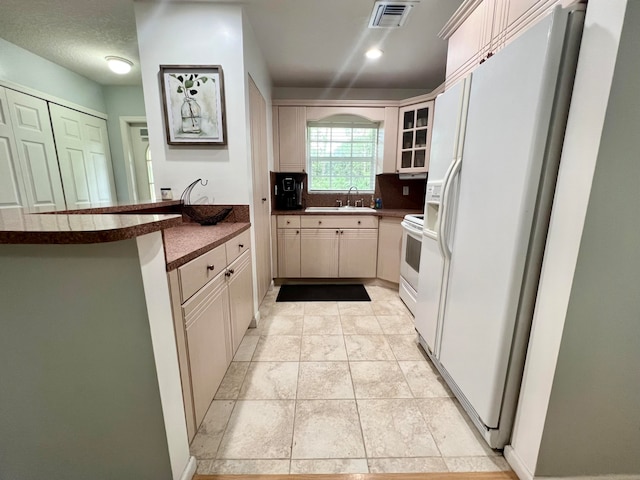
[275,174,303,210]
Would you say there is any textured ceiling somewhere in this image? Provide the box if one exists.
[0,0,463,90]
[0,0,141,86]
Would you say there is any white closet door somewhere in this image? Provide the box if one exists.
[0,88,27,209]
[50,104,116,207]
[5,89,66,211]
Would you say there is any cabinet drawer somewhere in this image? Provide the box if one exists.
[300,215,378,229]
[225,229,251,265]
[277,215,301,228]
[178,244,227,303]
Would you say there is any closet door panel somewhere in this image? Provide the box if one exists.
[6,89,65,210]
[0,88,26,208]
[50,104,115,207]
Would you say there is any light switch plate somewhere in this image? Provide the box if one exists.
[403,186,409,195]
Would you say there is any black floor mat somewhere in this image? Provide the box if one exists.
[276,284,370,302]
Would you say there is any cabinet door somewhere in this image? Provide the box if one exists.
[377,218,403,283]
[301,228,339,277]
[277,228,301,278]
[5,89,66,211]
[0,88,27,209]
[227,250,254,353]
[277,106,306,172]
[397,101,434,173]
[50,104,116,208]
[338,228,378,278]
[184,273,232,428]
[445,0,493,84]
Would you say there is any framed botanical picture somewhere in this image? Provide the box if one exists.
[160,65,227,145]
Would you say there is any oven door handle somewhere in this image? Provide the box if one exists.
[439,158,462,261]
[401,220,423,237]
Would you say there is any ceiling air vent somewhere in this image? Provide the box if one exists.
[368,1,419,28]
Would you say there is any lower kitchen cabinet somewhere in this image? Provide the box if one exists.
[338,228,378,278]
[377,217,403,283]
[167,230,254,441]
[296,215,378,278]
[227,250,254,353]
[183,272,232,428]
[277,228,301,277]
[300,229,339,277]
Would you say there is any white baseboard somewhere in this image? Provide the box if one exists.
[179,456,197,480]
[250,310,261,328]
[504,446,640,480]
[505,445,534,480]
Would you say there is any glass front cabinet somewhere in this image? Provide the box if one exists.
[396,100,434,173]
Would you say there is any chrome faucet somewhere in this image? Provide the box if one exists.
[347,186,359,207]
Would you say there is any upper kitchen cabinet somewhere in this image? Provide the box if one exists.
[273,106,306,172]
[272,103,401,175]
[397,100,434,173]
[442,0,577,86]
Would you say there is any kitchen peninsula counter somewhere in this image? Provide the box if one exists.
[0,208,182,244]
[163,222,250,271]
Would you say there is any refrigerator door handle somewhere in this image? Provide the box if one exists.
[440,157,462,261]
[436,159,457,257]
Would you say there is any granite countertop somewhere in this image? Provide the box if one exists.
[163,222,251,271]
[271,208,422,218]
[0,208,183,244]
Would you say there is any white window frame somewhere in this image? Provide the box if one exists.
[307,115,379,193]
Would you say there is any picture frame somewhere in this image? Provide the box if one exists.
[159,65,227,145]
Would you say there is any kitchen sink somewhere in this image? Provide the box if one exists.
[305,206,376,213]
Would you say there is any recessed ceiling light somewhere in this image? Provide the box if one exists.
[106,56,133,74]
[365,48,383,60]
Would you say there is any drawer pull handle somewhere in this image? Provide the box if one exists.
[207,265,215,271]
[336,230,339,234]
[286,221,290,224]
[225,271,231,277]
[318,221,322,224]
[239,244,244,248]
[296,230,299,234]
[358,221,361,224]
[228,269,235,274]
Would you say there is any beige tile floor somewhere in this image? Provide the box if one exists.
[193,284,511,475]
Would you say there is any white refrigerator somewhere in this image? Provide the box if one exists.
[415,6,585,449]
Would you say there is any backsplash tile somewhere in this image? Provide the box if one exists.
[270,172,427,211]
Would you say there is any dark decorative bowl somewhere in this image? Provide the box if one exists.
[182,206,232,226]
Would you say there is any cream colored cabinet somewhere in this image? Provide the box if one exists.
[443,0,574,86]
[276,215,301,278]
[397,101,434,173]
[445,0,495,86]
[273,106,306,172]
[227,250,254,353]
[167,230,254,441]
[50,103,116,208]
[376,217,403,283]
[0,87,66,210]
[278,228,301,277]
[338,228,378,278]
[300,228,340,277]
[297,215,378,278]
[183,272,232,429]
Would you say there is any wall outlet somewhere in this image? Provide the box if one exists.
[403,186,409,196]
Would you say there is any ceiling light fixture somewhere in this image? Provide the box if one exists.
[365,48,383,60]
[106,56,133,74]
